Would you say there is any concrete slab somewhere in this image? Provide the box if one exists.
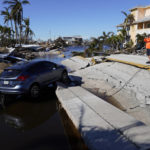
[62,56,90,72]
[68,86,150,148]
[56,85,150,150]
[62,55,150,125]
[69,61,150,125]
[107,54,150,70]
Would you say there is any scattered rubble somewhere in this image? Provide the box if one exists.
[10,47,39,60]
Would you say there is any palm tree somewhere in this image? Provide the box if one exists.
[121,11,135,41]
[107,33,126,51]
[91,37,100,49]
[121,11,135,28]
[117,28,126,37]
[117,34,124,48]
[23,17,34,43]
[99,31,114,49]
[84,37,99,56]
[1,7,14,39]
[117,28,126,44]
[99,31,113,40]
[3,0,30,44]
[0,25,12,46]
[1,7,10,26]
[107,35,117,50]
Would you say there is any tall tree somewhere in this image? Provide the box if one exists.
[1,7,11,26]
[121,11,135,27]
[99,31,114,48]
[3,0,30,44]
[1,7,14,39]
[23,17,34,43]
[121,11,135,42]
[90,37,100,49]
[0,25,11,46]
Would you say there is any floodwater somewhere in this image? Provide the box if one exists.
[0,88,71,150]
[0,46,88,150]
[40,46,87,64]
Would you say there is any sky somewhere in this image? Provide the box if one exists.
[0,0,150,41]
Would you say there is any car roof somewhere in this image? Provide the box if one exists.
[6,59,54,70]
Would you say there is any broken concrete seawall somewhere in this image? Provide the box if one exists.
[62,55,150,125]
[56,84,150,150]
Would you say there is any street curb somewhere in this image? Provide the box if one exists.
[56,84,150,150]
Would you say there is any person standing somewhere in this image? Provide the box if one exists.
[144,35,150,64]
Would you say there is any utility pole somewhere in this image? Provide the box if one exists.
[49,30,51,40]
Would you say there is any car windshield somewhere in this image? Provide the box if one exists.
[1,69,21,77]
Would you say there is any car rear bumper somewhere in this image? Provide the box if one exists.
[0,85,26,95]
[0,89,24,95]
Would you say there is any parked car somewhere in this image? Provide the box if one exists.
[0,59,69,98]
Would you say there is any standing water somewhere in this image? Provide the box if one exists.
[0,46,88,150]
[0,88,71,150]
[40,46,87,64]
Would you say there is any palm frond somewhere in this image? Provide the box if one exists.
[121,11,128,17]
[22,0,30,4]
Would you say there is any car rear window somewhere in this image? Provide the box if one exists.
[1,69,21,77]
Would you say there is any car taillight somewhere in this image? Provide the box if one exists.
[17,75,29,81]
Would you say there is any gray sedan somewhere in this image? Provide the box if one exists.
[0,59,69,98]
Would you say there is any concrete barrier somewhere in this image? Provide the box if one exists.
[56,84,150,150]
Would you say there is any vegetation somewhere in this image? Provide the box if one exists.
[0,25,13,46]
[0,0,34,47]
[23,17,34,43]
[136,33,147,49]
[85,11,144,56]
[121,11,135,28]
[85,30,126,56]
[121,11,135,42]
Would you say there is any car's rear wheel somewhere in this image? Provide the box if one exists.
[61,71,70,84]
[29,84,40,99]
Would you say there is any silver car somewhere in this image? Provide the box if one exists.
[0,59,69,98]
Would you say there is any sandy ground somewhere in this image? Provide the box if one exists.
[62,56,150,126]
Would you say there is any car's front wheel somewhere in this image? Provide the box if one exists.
[29,84,40,99]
